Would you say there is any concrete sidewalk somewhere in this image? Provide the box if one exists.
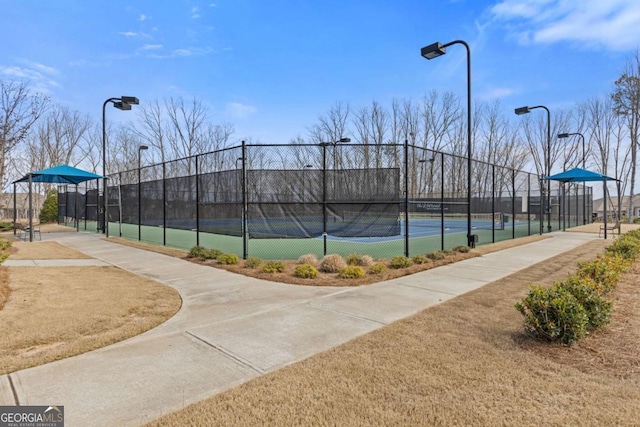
[0,231,599,426]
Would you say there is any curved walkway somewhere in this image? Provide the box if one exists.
[1,231,599,426]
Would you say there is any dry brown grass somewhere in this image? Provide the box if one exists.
[146,239,640,427]
[9,241,92,260]
[0,266,181,374]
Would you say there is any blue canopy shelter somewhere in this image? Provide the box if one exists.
[13,165,102,241]
[545,167,619,238]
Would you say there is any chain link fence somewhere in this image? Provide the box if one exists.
[58,142,593,259]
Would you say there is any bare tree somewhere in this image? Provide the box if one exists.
[0,80,49,187]
[611,51,640,222]
[25,106,92,172]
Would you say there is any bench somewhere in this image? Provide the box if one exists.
[14,222,41,241]
[599,221,621,238]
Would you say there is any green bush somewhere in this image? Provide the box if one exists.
[576,253,627,294]
[338,265,365,279]
[217,253,239,265]
[369,263,387,275]
[320,254,347,273]
[262,261,286,273]
[426,251,446,261]
[390,256,413,269]
[412,255,429,265]
[0,238,11,251]
[39,189,58,223]
[345,253,363,266]
[0,222,13,232]
[606,233,640,260]
[245,257,262,269]
[188,246,207,259]
[561,275,612,329]
[294,264,319,279]
[453,245,470,253]
[515,284,589,345]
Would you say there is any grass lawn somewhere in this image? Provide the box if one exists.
[145,238,640,426]
[0,239,182,375]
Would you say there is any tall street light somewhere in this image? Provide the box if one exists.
[515,105,551,233]
[558,131,587,224]
[138,145,148,241]
[102,95,139,237]
[422,40,473,247]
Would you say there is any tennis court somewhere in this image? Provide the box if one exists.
[58,142,590,259]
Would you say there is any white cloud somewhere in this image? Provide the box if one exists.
[489,0,640,51]
[146,46,214,59]
[191,6,200,19]
[140,44,163,51]
[477,86,518,101]
[226,102,257,119]
[119,31,151,39]
[0,60,61,94]
[139,14,151,21]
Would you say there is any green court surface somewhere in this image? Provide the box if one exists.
[63,220,542,260]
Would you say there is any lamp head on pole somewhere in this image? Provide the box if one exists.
[514,106,531,115]
[557,133,571,139]
[113,101,132,111]
[337,137,351,143]
[138,145,149,151]
[421,42,446,60]
[121,96,140,105]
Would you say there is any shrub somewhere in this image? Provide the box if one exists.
[320,254,347,273]
[370,263,387,275]
[359,255,374,267]
[606,233,640,260]
[443,249,456,256]
[297,253,319,266]
[39,189,58,223]
[0,222,13,232]
[576,253,627,294]
[515,284,589,345]
[561,275,612,329]
[412,254,429,265]
[245,257,262,269]
[390,256,413,269]
[426,251,446,261]
[453,245,470,253]
[217,253,239,265]
[262,261,286,273]
[294,264,319,279]
[189,246,223,261]
[338,265,365,279]
[345,253,363,266]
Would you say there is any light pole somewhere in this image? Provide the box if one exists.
[422,40,473,247]
[138,145,148,241]
[558,132,587,224]
[102,96,139,237]
[515,105,551,233]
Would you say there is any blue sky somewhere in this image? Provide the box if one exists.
[2,0,639,144]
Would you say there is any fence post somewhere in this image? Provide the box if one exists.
[162,162,166,246]
[241,141,248,259]
[195,154,200,247]
[404,139,409,257]
[12,182,16,236]
[491,164,495,243]
[512,169,516,239]
[440,151,445,251]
